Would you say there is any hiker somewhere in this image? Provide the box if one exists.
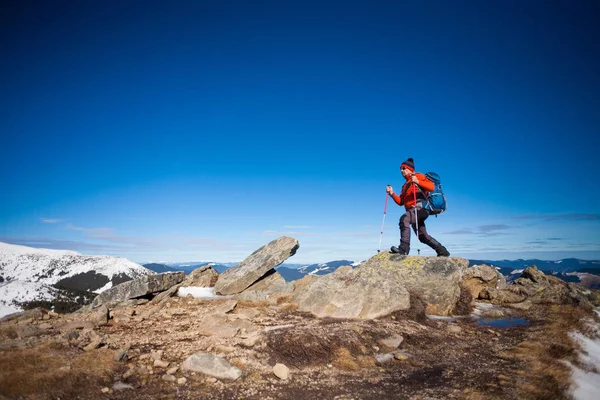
[385,157,450,256]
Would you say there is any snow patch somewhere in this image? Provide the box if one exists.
[570,332,600,400]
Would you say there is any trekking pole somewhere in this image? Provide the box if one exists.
[412,179,419,254]
[377,191,389,253]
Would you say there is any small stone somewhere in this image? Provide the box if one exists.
[154,359,170,368]
[447,325,462,334]
[162,374,176,382]
[177,377,187,385]
[206,377,218,383]
[167,366,178,375]
[394,352,409,361]
[272,363,289,380]
[122,368,135,380]
[101,387,110,393]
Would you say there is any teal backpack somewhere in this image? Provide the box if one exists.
[422,172,447,215]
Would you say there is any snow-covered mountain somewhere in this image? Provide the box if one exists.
[0,242,153,317]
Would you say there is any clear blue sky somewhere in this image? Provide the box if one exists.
[1,0,599,263]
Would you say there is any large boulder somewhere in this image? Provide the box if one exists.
[293,253,469,318]
[90,272,185,308]
[214,237,299,295]
[293,264,411,319]
[461,264,507,299]
[358,253,468,316]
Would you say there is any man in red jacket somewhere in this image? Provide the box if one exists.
[386,157,450,256]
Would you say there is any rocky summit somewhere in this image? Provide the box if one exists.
[1,237,599,400]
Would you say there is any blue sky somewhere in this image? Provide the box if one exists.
[1,0,599,263]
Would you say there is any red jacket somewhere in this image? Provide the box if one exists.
[391,172,434,210]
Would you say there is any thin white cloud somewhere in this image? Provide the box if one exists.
[40,218,63,224]
[283,225,313,229]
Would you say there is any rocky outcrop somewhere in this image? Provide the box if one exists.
[293,253,468,318]
[483,266,600,308]
[293,264,411,319]
[461,264,506,299]
[90,272,185,309]
[181,265,219,287]
[214,237,299,295]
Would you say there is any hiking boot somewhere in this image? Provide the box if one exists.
[390,246,408,255]
[436,246,450,257]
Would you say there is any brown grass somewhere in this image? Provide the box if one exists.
[266,327,367,368]
[0,324,18,340]
[0,341,121,400]
[332,348,375,371]
[512,305,593,400]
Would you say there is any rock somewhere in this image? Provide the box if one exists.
[236,308,260,319]
[214,237,299,295]
[162,374,176,382]
[177,377,187,385]
[149,283,183,305]
[233,291,272,303]
[447,325,462,334]
[461,265,507,298]
[83,331,103,351]
[394,352,410,361]
[242,270,294,296]
[294,254,467,318]
[181,265,219,287]
[363,254,468,316]
[486,266,598,308]
[379,335,404,350]
[167,366,178,375]
[273,363,290,380]
[181,353,243,381]
[375,354,394,364]
[122,368,136,380]
[113,381,134,391]
[198,315,240,337]
[293,261,410,319]
[114,345,131,362]
[14,324,44,339]
[213,300,238,314]
[90,272,186,308]
[91,305,110,326]
[154,359,170,368]
[151,350,164,361]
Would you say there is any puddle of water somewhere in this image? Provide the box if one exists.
[477,317,528,328]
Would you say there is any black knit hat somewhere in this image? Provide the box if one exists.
[401,157,415,173]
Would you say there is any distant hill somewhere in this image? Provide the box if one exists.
[142,263,179,273]
[467,258,600,273]
[0,242,152,317]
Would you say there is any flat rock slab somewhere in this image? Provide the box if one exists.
[181,353,242,380]
[214,237,299,295]
[91,272,185,308]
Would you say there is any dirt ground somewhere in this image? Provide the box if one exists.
[1,296,598,400]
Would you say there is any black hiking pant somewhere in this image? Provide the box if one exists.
[398,207,443,254]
